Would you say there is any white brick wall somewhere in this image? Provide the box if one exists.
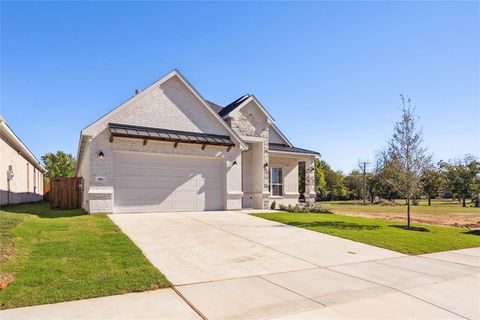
[87,76,229,137]
[84,129,243,213]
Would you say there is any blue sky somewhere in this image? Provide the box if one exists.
[1,1,479,172]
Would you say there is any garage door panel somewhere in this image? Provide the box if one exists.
[113,152,224,213]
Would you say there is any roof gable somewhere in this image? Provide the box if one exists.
[269,124,292,147]
[81,70,247,147]
[219,95,275,123]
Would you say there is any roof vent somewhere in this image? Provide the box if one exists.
[135,89,141,95]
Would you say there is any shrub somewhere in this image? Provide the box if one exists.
[278,204,332,214]
[270,201,276,210]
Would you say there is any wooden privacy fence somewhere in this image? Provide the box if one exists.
[50,177,83,210]
[43,181,50,201]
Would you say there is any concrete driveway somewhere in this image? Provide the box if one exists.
[109,211,480,320]
[2,211,479,320]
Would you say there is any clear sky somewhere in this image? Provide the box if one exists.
[1,1,479,173]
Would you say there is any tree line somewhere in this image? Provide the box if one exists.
[313,95,480,212]
[315,154,479,206]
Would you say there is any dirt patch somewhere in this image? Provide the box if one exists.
[0,273,15,290]
[0,243,14,264]
[452,222,480,229]
[336,211,480,229]
[373,200,399,206]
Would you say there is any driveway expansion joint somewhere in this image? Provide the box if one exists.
[171,285,208,320]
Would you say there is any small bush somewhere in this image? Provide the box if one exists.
[270,201,276,210]
[278,204,332,214]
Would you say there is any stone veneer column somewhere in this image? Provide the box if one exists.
[262,131,270,209]
[304,156,316,206]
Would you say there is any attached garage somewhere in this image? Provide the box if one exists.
[113,151,225,213]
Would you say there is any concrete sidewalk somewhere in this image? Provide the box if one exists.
[1,211,479,319]
[0,288,201,320]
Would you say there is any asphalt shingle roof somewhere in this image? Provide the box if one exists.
[218,94,251,118]
[269,143,320,156]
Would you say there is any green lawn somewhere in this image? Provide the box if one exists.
[0,202,169,310]
[253,212,480,255]
[318,199,480,227]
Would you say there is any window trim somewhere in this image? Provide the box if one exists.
[269,167,283,196]
[33,167,37,194]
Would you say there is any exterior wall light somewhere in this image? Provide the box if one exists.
[232,160,237,166]
[264,162,268,168]
[98,151,104,160]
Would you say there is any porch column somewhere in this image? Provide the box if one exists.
[304,156,316,205]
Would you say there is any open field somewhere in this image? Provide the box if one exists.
[0,202,169,310]
[253,212,480,255]
[317,199,480,227]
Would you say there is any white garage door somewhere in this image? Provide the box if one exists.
[113,152,224,213]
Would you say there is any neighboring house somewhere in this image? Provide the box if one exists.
[76,70,319,213]
[1,116,46,206]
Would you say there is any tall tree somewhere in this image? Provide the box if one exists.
[42,151,76,181]
[420,166,443,206]
[389,95,431,229]
[440,155,480,207]
[371,150,402,202]
[314,159,328,198]
[345,170,363,200]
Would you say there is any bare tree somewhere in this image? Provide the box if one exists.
[389,95,431,229]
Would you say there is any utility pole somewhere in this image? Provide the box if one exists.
[361,161,368,205]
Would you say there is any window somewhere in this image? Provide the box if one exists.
[269,167,283,196]
[27,164,30,192]
[298,161,306,195]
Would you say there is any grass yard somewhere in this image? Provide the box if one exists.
[253,212,480,255]
[0,202,169,310]
[318,199,480,227]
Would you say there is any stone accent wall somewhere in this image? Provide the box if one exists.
[305,156,316,204]
[228,100,270,209]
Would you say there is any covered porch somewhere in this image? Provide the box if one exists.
[241,141,318,209]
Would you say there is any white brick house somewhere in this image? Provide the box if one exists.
[76,70,319,213]
[1,116,46,205]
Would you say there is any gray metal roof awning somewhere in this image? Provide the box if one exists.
[109,123,235,147]
[269,143,320,156]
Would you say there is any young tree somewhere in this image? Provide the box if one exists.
[440,155,480,207]
[42,151,76,181]
[420,166,443,206]
[389,95,431,229]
